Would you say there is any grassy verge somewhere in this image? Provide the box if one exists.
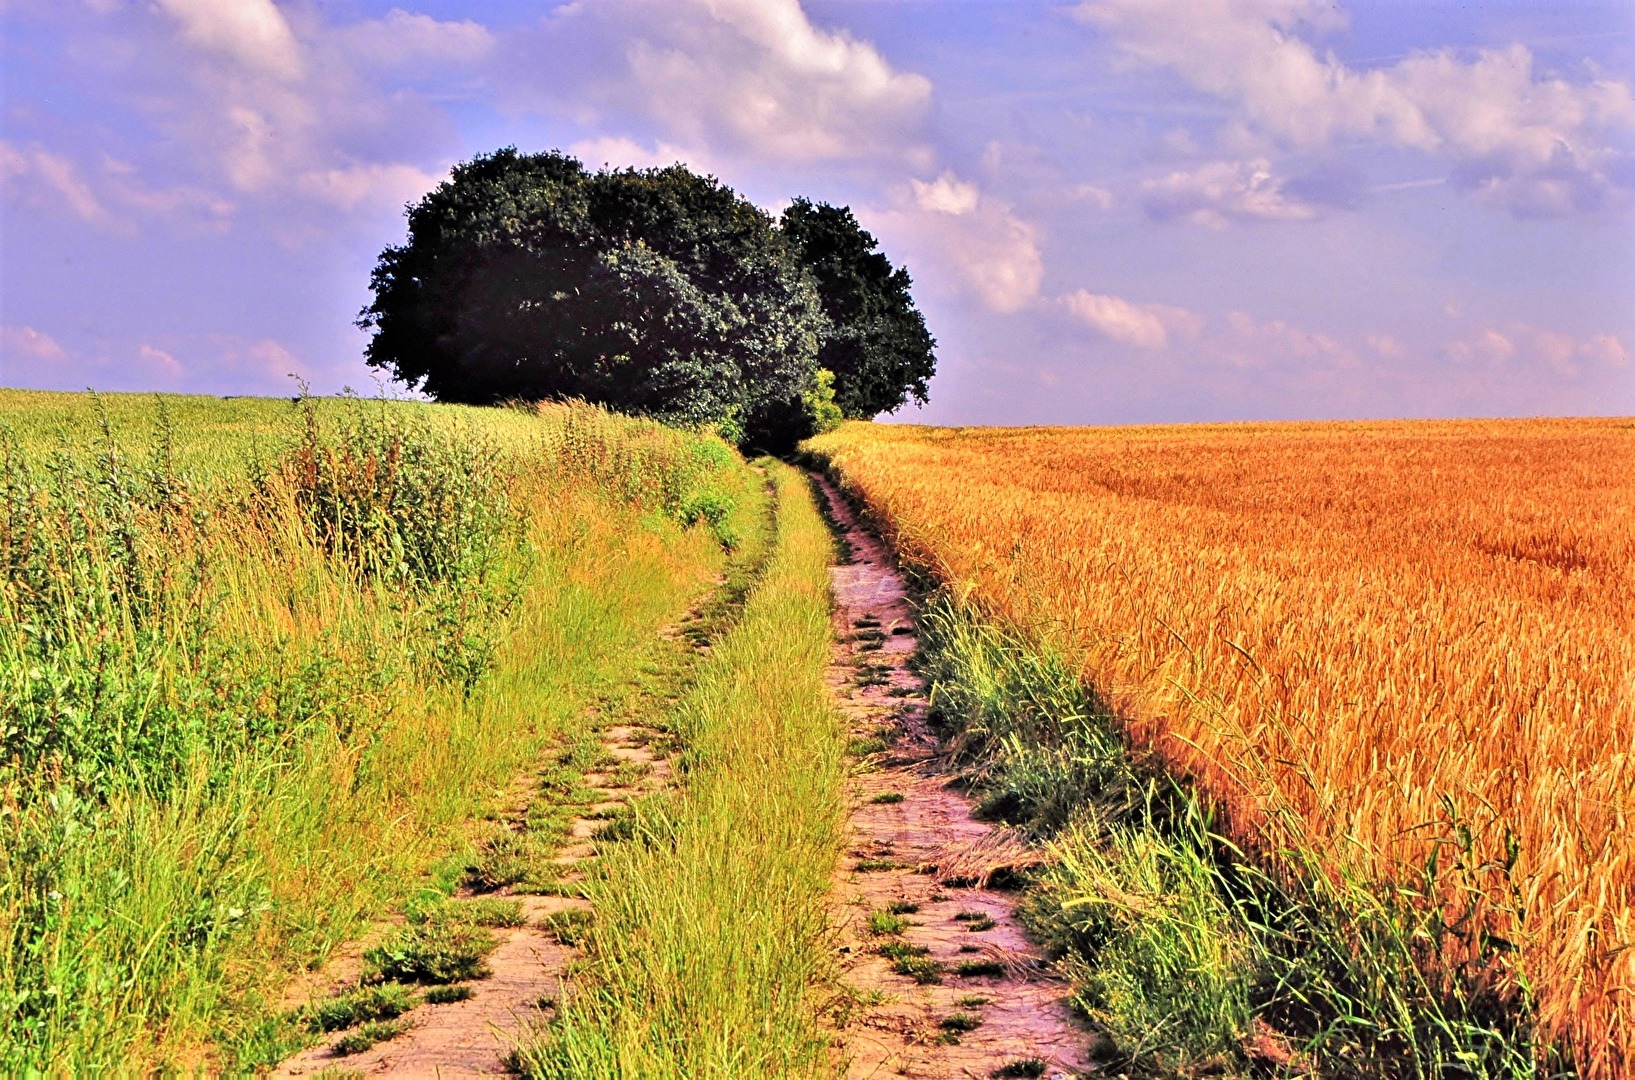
[914,593,1556,1079]
[0,393,755,1070]
[516,461,846,1079]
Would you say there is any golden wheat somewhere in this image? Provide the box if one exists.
[807,416,1635,1075]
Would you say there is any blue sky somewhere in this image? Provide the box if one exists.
[2,0,1632,423]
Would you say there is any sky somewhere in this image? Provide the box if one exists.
[2,0,1632,425]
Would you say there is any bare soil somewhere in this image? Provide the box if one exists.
[815,473,1094,1079]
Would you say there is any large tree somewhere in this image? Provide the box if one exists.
[779,199,936,419]
[359,149,827,442]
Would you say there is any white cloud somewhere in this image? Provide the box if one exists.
[294,162,443,212]
[911,171,981,215]
[0,141,110,224]
[569,135,707,173]
[155,0,302,79]
[1218,310,1361,370]
[334,9,494,69]
[1076,0,1635,215]
[876,173,1043,313]
[1061,290,1203,348]
[1141,158,1317,227]
[1445,325,1629,375]
[1,325,70,366]
[1069,184,1116,210]
[136,344,184,379]
[517,0,933,166]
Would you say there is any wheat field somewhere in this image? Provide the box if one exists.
[807,417,1635,1075]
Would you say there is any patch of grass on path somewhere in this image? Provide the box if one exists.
[517,462,846,1079]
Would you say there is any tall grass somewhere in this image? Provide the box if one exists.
[0,392,752,1070]
[518,462,847,1079]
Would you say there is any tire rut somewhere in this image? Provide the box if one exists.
[275,610,716,1078]
[816,472,1094,1080]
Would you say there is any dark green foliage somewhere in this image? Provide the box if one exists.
[779,198,936,419]
[360,149,826,446]
[991,1058,1048,1078]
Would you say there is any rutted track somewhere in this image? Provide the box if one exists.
[817,474,1092,1078]
[276,720,677,1077]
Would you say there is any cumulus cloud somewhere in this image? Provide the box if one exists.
[1076,0,1635,215]
[878,172,1043,313]
[56,3,486,220]
[1141,158,1317,227]
[1061,290,1203,348]
[512,0,933,166]
[154,0,302,79]
[910,172,981,215]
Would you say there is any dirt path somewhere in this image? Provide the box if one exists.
[276,716,678,1076]
[816,473,1094,1080]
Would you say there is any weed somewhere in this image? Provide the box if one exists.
[953,911,997,932]
[608,760,653,787]
[305,983,417,1033]
[880,941,942,984]
[956,960,1006,978]
[364,919,497,984]
[856,859,904,872]
[540,907,594,947]
[886,901,920,915]
[956,995,991,1008]
[867,910,908,935]
[332,1019,408,1056]
[846,736,891,756]
[423,984,474,1005]
[455,898,526,928]
[939,1012,983,1033]
[991,1058,1048,1078]
[869,792,905,805]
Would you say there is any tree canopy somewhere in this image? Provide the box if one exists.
[780,198,936,419]
[360,149,934,447]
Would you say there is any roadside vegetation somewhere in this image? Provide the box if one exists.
[516,463,847,1078]
[807,417,1633,1077]
[0,388,756,1071]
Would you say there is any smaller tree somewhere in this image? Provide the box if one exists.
[780,199,937,419]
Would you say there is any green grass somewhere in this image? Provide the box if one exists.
[879,941,942,985]
[423,984,474,1005]
[867,910,909,936]
[332,1019,407,1056]
[515,462,848,1079]
[0,392,757,1071]
[304,983,417,1033]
